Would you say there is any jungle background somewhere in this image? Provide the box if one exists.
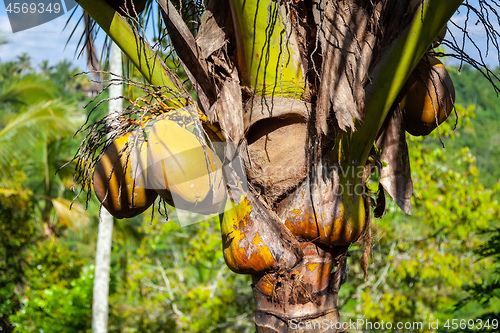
[0,45,499,332]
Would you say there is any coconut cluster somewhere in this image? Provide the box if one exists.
[91,107,226,219]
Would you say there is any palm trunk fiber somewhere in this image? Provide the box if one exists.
[252,244,348,333]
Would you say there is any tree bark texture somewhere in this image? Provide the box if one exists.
[252,243,347,333]
[92,209,113,333]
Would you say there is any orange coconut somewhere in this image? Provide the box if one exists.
[93,132,157,219]
[401,55,455,136]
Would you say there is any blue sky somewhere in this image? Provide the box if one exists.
[0,2,498,72]
[0,5,90,70]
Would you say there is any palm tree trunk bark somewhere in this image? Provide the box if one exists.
[92,209,114,332]
[92,41,122,333]
[251,244,348,333]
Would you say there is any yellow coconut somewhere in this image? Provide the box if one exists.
[147,115,226,214]
[402,55,455,136]
[93,132,157,219]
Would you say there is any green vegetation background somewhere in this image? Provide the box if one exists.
[0,55,499,332]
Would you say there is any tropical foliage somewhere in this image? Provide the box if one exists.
[0,57,96,331]
[340,103,500,331]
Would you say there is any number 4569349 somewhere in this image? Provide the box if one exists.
[5,2,61,14]
[444,319,498,330]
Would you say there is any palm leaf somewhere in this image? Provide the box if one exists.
[0,100,83,180]
[0,76,55,108]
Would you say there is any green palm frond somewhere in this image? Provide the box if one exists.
[0,75,55,108]
[0,100,83,179]
[66,1,202,80]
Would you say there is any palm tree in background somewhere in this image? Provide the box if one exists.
[39,60,54,76]
[0,63,88,235]
[91,41,122,333]
[15,53,32,75]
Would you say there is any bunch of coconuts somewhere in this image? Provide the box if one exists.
[92,111,226,219]
[400,24,455,136]
[90,20,454,219]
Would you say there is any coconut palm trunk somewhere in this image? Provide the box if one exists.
[76,0,462,331]
[92,42,122,333]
